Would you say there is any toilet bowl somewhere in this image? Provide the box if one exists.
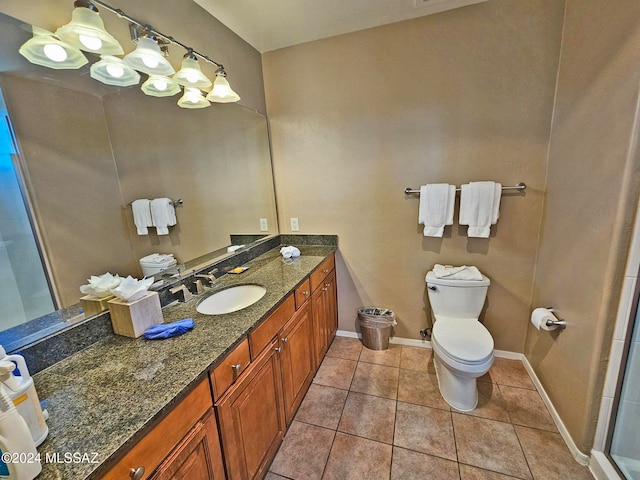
[426,270,494,411]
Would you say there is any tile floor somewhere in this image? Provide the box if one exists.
[266,336,593,480]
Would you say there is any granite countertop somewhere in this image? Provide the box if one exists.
[32,245,335,480]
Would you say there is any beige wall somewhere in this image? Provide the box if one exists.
[263,0,565,351]
[527,0,640,453]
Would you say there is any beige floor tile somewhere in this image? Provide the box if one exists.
[350,362,399,399]
[323,432,392,480]
[500,385,557,432]
[453,382,510,423]
[515,426,593,480]
[400,345,435,372]
[398,368,450,410]
[359,344,402,367]
[270,421,335,480]
[452,413,532,479]
[313,356,357,390]
[265,473,289,480]
[394,401,457,461]
[338,391,396,443]
[295,384,348,430]
[489,358,535,390]
[326,336,363,361]
[459,464,521,479]
[391,446,460,480]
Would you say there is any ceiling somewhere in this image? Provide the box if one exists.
[194,0,488,53]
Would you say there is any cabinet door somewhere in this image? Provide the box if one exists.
[216,338,285,480]
[312,285,328,369]
[279,301,315,424]
[150,410,225,480]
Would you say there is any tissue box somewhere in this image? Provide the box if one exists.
[107,291,162,338]
[80,295,115,316]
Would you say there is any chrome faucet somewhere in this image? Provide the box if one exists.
[195,268,219,287]
[169,284,192,303]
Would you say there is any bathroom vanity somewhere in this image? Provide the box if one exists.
[31,245,337,480]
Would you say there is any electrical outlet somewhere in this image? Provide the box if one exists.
[259,218,268,231]
[290,217,299,232]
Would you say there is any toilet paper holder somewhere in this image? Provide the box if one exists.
[545,307,567,330]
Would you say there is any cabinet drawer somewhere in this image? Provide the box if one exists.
[310,254,335,292]
[210,338,251,400]
[103,379,213,480]
[294,279,311,309]
[249,294,295,359]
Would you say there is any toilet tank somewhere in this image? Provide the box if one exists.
[426,271,490,318]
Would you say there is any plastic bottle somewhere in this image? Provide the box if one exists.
[0,347,48,447]
[0,386,41,479]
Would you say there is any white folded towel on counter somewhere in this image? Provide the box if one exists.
[459,181,502,238]
[132,199,153,235]
[418,184,456,237]
[432,264,483,280]
[151,198,177,235]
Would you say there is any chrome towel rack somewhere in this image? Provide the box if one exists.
[126,198,183,206]
[404,182,526,195]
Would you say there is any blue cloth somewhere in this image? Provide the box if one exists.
[143,318,194,339]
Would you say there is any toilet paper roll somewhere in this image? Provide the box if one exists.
[531,307,560,331]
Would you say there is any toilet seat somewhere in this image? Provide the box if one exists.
[431,316,494,366]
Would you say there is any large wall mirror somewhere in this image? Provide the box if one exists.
[0,11,278,347]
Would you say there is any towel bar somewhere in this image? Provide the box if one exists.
[403,182,526,195]
[126,198,183,207]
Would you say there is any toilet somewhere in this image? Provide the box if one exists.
[426,268,494,411]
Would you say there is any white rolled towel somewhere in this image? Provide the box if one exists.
[432,264,483,280]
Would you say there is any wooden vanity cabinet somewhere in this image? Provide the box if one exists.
[215,338,286,480]
[311,260,338,368]
[278,300,315,424]
[103,379,224,480]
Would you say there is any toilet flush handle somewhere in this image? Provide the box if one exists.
[428,285,438,292]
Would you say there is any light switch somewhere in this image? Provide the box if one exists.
[290,217,299,231]
[259,218,268,231]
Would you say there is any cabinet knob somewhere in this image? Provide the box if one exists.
[130,467,145,480]
[323,269,329,273]
[275,347,282,353]
[303,290,310,296]
[321,287,328,291]
[325,282,331,287]
[281,337,288,343]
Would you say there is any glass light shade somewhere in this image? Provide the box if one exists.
[123,37,175,76]
[178,88,210,109]
[90,55,140,86]
[206,75,240,103]
[55,7,124,55]
[172,57,212,88]
[141,75,181,97]
[19,28,88,70]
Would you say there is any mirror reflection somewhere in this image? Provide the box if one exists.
[0,11,278,337]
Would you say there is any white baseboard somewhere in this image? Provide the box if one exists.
[590,451,623,480]
[522,356,591,466]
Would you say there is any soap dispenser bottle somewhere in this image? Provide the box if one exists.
[0,347,48,447]
[0,386,41,479]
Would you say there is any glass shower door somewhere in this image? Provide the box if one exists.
[0,106,55,331]
[609,297,640,479]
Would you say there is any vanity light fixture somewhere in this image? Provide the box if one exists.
[19,27,88,69]
[177,88,211,109]
[172,52,212,88]
[18,0,241,107]
[55,0,124,55]
[141,75,181,97]
[90,55,140,86]
[206,70,241,103]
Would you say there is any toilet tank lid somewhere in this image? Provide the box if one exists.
[426,271,490,287]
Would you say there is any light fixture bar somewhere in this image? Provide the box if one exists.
[87,0,225,71]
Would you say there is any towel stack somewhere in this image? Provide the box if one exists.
[459,181,502,238]
[432,264,483,280]
[131,198,177,236]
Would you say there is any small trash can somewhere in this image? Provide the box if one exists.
[357,307,396,350]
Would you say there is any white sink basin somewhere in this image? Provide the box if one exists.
[196,285,266,315]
